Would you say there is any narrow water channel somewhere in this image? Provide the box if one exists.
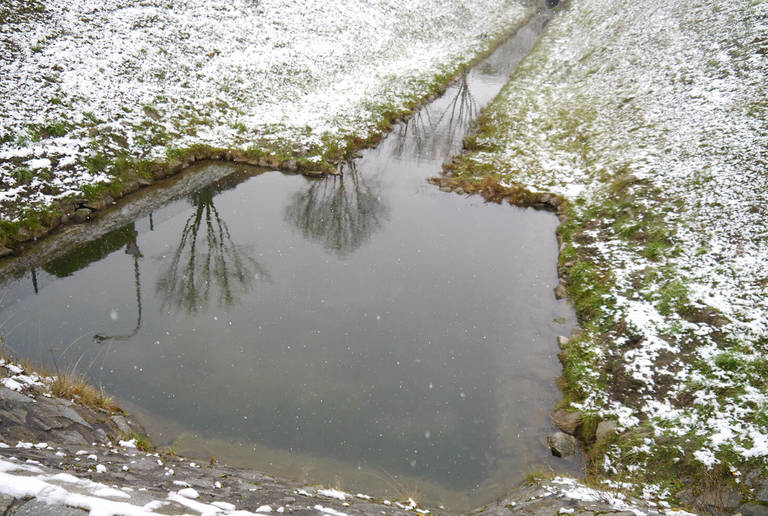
[0,11,578,510]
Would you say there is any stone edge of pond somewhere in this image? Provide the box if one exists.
[0,360,677,516]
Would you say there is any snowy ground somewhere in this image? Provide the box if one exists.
[450,0,768,503]
[0,0,531,224]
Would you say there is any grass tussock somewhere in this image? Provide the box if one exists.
[49,371,119,412]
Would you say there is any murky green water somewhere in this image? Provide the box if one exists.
[0,13,578,510]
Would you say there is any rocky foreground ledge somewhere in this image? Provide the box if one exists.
[1,362,689,516]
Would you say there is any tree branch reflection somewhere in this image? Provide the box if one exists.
[93,232,143,343]
[393,74,478,160]
[284,164,388,257]
[156,187,270,314]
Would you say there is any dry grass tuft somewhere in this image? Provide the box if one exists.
[49,372,119,411]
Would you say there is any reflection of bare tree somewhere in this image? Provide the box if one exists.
[393,74,478,160]
[94,231,143,342]
[156,188,269,314]
[284,165,388,256]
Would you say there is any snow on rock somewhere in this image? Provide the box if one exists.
[0,361,47,392]
[314,505,348,516]
[317,488,348,501]
[177,487,199,499]
[545,478,645,516]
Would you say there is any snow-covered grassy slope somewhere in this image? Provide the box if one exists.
[0,0,530,228]
[449,0,768,504]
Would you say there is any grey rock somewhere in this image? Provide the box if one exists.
[167,160,183,172]
[695,487,742,511]
[10,406,29,423]
[284,159,298,171]
[758,481,768,502]
[111,415,133,435]
[13,499,88,515]
[48,429,89,445]
[455,187,466,195]
[0,494,14,513]
[57,404,91,428]
[28,402,68,430]
[263,156,280,168]
[28,415,60,432]
[739,504,768,516]
[677,488,696,506]
[83,199,107,211]
[745,469,764,487]
[439,186,452,192]
[152,502,190,515]
[596,420,618,440]
[0,246,12,258]
[16,227,32,241]
[0,409,25,424]
[557,335,569,348]
[723,487,744,509]
[554,283,568,299]
[72,208,92,223]
[93,428,109,443]
[0,386,35,404]
[577,502,615,512]
[529,501,560,516]
[547,431,576,457]
[478,509,513,516]
[552,409,582,435]
[121,181,140,194]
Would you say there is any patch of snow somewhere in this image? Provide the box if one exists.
[314,505,348,516]
[176,487,199,499]
[212,501,236,511]
[317,488,348,501]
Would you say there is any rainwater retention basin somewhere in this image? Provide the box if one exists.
[0,13,578,510]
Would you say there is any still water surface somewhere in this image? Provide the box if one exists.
[0,13,577,509]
